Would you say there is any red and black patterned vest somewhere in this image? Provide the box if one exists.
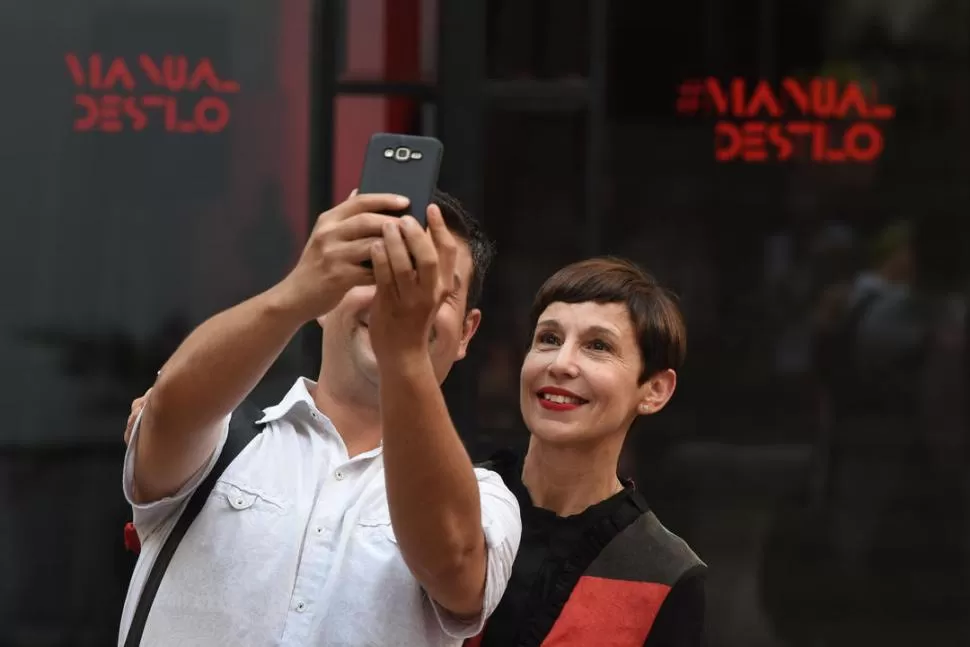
[467,452,706,647]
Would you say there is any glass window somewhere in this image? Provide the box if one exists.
[337,0,437,82]
[0,0,314,641]
[478,0,970,644]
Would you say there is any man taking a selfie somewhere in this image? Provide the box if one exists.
[119,190,520,646]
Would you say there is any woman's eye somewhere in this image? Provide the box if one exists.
[588,339,611,352]
[537,332,560,345]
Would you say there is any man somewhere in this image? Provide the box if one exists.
[120,190,521,646]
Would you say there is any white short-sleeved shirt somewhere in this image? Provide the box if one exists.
[119,378,521,647]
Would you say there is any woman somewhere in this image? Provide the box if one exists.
[468,257,706,647]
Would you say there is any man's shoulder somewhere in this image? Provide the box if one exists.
[472,448,520,485]
[472,458,518,496]
[471,451,522,525]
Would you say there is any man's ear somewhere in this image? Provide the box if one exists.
[455,309,482,361]
[636,369,677,416]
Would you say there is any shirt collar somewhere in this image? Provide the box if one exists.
[254,378,384,453]
[256,377,325,425]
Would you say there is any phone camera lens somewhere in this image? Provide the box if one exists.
[394,147,411,161]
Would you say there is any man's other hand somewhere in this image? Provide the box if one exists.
[125,388,152,445]
[367,205,457,361]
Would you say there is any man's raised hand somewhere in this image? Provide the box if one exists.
[273,193,409,322]
[366,205,457,359]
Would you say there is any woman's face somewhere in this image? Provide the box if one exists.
[520,301,674,446]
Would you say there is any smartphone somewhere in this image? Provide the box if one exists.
[357,133,444,228]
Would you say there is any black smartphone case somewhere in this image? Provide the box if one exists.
[357,133,443,227]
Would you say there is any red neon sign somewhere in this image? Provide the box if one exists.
[65,53,240,134]
[676,77,895,163]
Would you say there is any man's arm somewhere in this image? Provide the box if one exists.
[367,210,503,619]
[131,193,407,503]
[643,573,707,647]
[378,354,489,618]
[132,290,305,503]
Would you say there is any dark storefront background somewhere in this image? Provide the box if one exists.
[1,0,968,645]
[477,2,970,646]
[0,0,312,643]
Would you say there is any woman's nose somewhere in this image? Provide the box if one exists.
[547,345,580,379]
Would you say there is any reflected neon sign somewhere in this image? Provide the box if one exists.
[676,77,895,163]
[65,53,240,134]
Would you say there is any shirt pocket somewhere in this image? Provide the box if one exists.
[187,480,292,575]
[355,501,398,545]
[211,480,287,516]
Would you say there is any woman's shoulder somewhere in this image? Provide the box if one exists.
[589,507,707,587]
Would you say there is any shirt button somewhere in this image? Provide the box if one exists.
[315,526,324,534]
[295,601,306,612]
[334,470,345,481]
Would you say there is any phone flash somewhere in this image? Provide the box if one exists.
[383,148,394,158]
[410,151,423,160]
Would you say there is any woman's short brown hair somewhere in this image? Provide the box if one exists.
[528,257,687,382]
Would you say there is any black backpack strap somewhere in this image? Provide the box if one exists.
[124,402,265,647]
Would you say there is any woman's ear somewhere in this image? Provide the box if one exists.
[636,369,677,416]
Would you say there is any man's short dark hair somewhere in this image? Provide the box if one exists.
[432,189,495,310]
[528,256,687,382]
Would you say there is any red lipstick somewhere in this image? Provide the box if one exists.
[536,386,587,412]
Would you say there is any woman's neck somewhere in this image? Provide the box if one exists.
[521,436,625,517]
